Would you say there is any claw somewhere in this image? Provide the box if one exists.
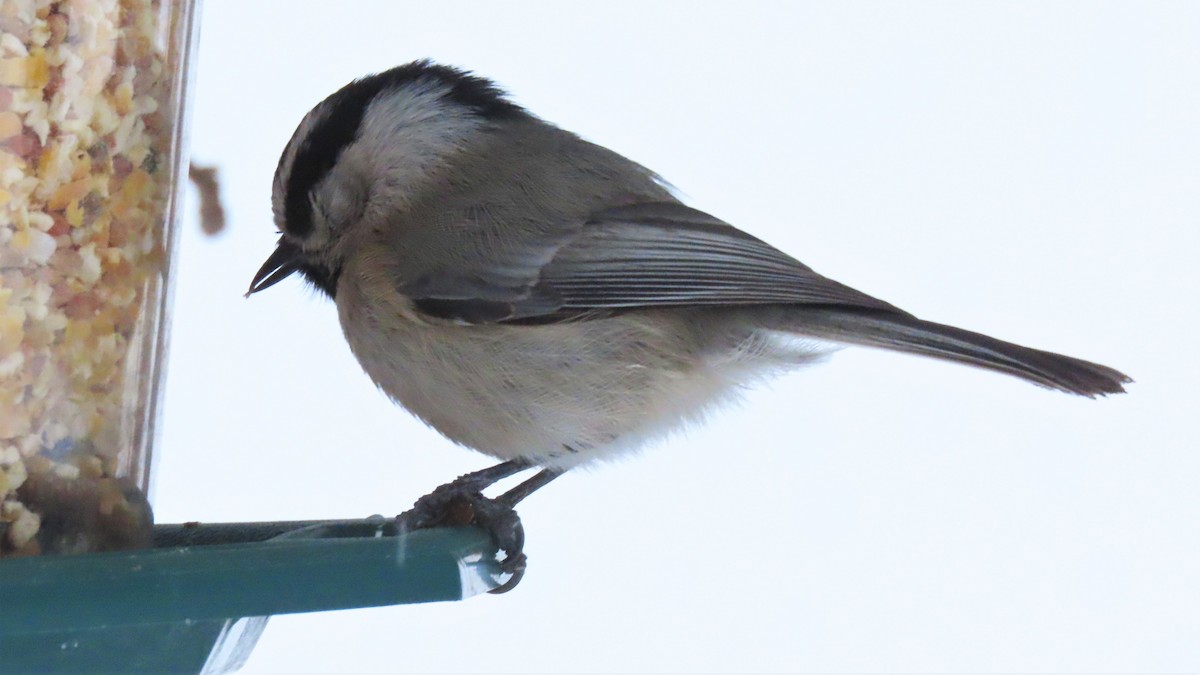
[395,485,528,592]
[394,462,564,593]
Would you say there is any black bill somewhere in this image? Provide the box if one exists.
[246,238,303,296]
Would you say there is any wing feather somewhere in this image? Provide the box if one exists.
[535,203,901,313]
[405,201,903,323]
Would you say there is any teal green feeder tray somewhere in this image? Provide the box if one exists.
[0,518,507,673]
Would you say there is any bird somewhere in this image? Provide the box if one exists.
[247,59,1130,589]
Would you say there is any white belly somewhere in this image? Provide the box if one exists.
[337,267,829,468]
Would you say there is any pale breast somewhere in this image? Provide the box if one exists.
[336,254,832,467]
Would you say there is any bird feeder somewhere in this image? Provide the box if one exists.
[1,3,507,672]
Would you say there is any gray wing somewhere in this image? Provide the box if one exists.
[407,201,904,323]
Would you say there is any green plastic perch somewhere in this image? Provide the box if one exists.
[0,520,506,673]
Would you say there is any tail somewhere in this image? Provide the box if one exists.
[790,308,1131,397]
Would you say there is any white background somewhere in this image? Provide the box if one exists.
[155,2,1198,673]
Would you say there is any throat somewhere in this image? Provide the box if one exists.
[300,262,342,298]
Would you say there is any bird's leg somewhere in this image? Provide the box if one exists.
[497,468,563,507]
[448,459,537,492]
[395,461,564,593]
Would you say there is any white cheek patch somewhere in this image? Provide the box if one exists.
[309,165,368,249]
[349,85,487,208]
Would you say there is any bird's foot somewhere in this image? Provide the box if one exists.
[395,478,528,593]
[396,461,562,594]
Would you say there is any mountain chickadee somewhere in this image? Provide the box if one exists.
[248,60,1130,587]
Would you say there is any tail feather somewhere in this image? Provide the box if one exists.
[791,309,1131,397]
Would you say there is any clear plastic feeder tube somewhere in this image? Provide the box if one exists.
[1,0,196,555]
